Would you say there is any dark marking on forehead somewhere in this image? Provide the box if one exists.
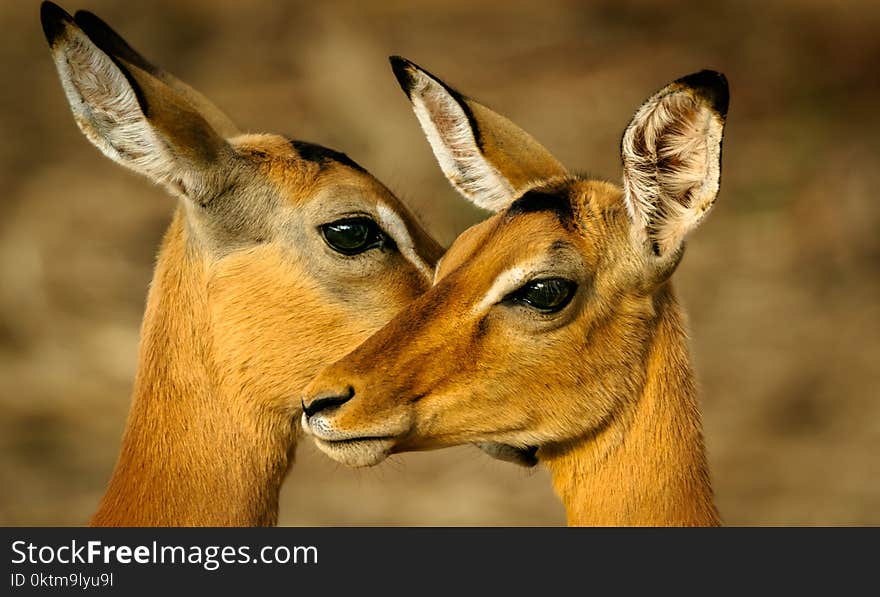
[289,140,366,173]
[507,190,574,227]
[550,240,571,253]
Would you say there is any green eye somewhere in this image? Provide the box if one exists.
[320,218,387,255]
[508,278,577,313]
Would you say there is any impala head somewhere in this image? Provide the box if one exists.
[41,5,441,414]
[302,57,728,467]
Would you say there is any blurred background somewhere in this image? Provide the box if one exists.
[1,0,878,525]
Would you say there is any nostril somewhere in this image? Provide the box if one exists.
[303,386,355,419]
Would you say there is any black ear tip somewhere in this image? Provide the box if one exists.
[389,55,417,97]
[72,10,108,47]
[40,1,74,46]
[677,69,729,118]
[73,10,121,44]
[388,55,409,69]
[73,10,104,31]
[388,56,414,95]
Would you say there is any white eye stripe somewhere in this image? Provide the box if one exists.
[432,254,445,285]
[472,259,546,315]
[376,204,433,282]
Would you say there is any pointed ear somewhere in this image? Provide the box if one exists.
[390,56,567,213]
[621,70,729,259]
[72,9,240,139]
[40,2,233,205]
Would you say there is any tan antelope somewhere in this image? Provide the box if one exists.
[302,57,729,526]
[40,3,444,526]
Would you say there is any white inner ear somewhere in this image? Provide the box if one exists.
[622,91,724,256]
[51,30,176,186]
[409,73,514,212]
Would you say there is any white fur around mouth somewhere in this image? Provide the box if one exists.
[312,436,395,468]
[301,412,396,467]
[300,412,313,436]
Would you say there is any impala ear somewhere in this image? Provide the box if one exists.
[41,2,234,205]
[72,9,241,139]
[621,70,729,260]
[390,56,568,213]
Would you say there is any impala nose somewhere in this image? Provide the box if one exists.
[302,386,355,419]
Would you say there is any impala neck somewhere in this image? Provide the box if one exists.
[541,285,719,527]
[91,208,295,526]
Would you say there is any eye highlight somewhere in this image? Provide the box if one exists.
[320,217,390,256]
[507,278,577,313]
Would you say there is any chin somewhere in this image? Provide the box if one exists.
[312,437,394,468]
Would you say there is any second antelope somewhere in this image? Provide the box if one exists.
[303,57,729,526]
[41,4,442,525]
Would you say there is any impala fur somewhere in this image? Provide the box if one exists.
[41,3,442,526]
[303,57,728,526]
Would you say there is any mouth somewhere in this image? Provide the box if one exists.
[301,412,398,467]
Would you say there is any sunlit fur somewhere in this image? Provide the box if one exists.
[302,60,727,526]
[41,3,441,526]
[392,56,568,211]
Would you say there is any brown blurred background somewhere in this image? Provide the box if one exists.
[1,0,878,526]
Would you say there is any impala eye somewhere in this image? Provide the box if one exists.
[320,218,388,255]
[508,278,576,313]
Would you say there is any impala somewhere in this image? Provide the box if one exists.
[40,3,443,526]
[302,57,729,526]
